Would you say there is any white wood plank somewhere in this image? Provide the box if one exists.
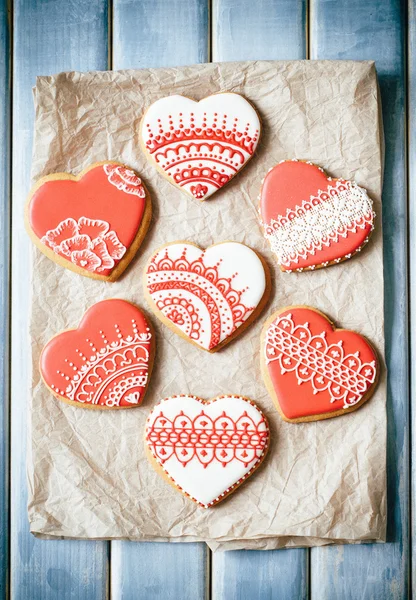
[211,2,308,599]
[0,0,10,597]
[11,1,110,598]
[310,0,408,597]
[110,1,209,598]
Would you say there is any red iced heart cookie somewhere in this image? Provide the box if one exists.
[25,161,152,281]
[143,241,270,352]
[140,93,261,201]
[261,307,379,422]
[259,160,375,271]
[145,395,269,507]
[40,299,154,409]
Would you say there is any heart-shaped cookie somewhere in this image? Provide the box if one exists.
[259,160,375,271]
[140,93,261,201]
[145,395,269,507]
[144,241,270,351]
[25,161,152,281]
[261,306,379,422]
[40,299,154,409]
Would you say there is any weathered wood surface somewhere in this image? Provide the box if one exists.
[409,0,416,592]
[10,1,109,598]
[211,1,309,599]
[310,0,408,597]
[0,0,10,597]
[3,0,410,598]
[109,2,209,597]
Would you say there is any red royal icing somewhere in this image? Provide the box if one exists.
[148,408,267,468]
[28,163,147,277]
[263,307,378,421]
[260,161,374,271]
[40,299,153,409]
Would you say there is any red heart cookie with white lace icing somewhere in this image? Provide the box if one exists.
[40,299,154,409]
[25,162,152,281]
[261,307,379,422]
[145,395,269,507]
[259,160,375,271]
[140,93,261,201]
[144,241,270,352]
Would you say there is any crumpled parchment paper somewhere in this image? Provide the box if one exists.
[28,60,386,550]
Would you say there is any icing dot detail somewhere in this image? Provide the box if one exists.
[141,93,261,200]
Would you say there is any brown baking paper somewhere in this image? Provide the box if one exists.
[28,60,386,550]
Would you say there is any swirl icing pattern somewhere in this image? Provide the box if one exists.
[145,242,268,351]
[140,93,261,200]
[40,299,154,409]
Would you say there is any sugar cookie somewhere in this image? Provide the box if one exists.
[259,160,374,271]
[40,299,154,409]
[25,162,152,281]
[143,241,270,352]
[261,306,379,422]
[140,93,261,201]
[145,394,269,507]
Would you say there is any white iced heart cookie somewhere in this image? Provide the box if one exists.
[143,241,270,351]
[145,395,270,507]
[140,93,261,201]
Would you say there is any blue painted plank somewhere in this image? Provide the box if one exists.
[0,0,10,597]
[111,542,208,600]
[410,0,416,590]
[212,549,308,600]
[310,1,408,598]
[110,2,209,599]
[212,0,306,61]
[211,2,308,599]
[11,1,110,598]
[113,0,209,68]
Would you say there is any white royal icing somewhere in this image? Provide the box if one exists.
[145,395,269,507]
[41,216,126,273]
[141,93,261,200]
[103,164,146,198]
[262,179,374,268]
[145,242,267,350]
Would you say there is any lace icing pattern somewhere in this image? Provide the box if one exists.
[103,164,146,198]
[143,106,259,200]
[50,323,152,408]
[146,247,254,349]
[145,395,270,507]
[147,408,268,468]
[262,180,374,268]
[265,313,377,408]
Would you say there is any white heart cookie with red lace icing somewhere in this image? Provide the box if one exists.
[145,395,270,507]
[144,241,269,351]
[140,93,261,200]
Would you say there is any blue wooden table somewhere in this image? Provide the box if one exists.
[0,0,410,598]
